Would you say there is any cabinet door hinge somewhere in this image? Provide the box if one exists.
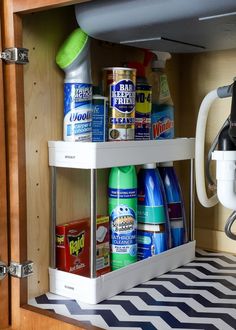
[0,260,33,280]
[0,47,29,64]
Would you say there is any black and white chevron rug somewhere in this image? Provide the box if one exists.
[29,249,236,329]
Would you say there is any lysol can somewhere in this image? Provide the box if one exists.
[102,67,136,141]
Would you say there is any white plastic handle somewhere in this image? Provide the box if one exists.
[195,89,219,208]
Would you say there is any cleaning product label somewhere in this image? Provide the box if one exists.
[170,220,184,247]
[92,96,108,142]
[138,205,166,224]
[159,74,171,103]
[56,218,90,276]
[168,202,182,221]
[151,104,174,139]
[109,187,137,270]
[135,84,152,140]
[110,204,137,269]
[64,83,92,141]
[110,80,135,113]
[109,79,135,140]
[167,202,184,247]
[137,223,167,260]
[109,188,137,199]
[137,168,167,224]
[103,68,136,141]
[96,216,110,276]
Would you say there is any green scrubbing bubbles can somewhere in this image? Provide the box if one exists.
[108,166,137,270]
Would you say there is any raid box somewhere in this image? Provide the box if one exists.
[56,216,110,277]
[56,218,90,276]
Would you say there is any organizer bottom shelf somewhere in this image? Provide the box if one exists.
[30,246,236,330]
[49,241,195,304]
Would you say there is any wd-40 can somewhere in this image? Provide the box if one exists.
[135,77,152,140]
[103,67,136,141]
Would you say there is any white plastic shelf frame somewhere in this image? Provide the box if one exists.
[49,241,196,304]
[48,138,195,304]
[48,138,195,169]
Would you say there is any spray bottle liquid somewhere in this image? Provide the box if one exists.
[108,166,137,270]
[137,163,171,260]
[149,51,174,140]
[158,162,188,247]
[56,28,92,141]
[128,61,152,140]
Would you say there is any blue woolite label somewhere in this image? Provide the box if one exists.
[64,83,92,141]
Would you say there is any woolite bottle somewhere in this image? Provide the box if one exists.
[109,166,137,270]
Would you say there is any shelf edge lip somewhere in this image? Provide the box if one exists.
[48,241,196,304]
[48,137,195,149]
[48,138,195,169]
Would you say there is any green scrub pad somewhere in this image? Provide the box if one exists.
[56,28,88,69]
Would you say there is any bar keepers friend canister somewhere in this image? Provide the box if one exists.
[103,67,136,141]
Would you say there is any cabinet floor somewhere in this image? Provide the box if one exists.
[29,249,236,330]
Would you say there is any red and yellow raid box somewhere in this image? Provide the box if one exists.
[56,216,110,277]
[56,218,90,276]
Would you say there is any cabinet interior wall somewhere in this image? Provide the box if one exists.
[23,6,236,300]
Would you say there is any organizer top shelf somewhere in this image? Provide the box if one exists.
[48,138,195,169]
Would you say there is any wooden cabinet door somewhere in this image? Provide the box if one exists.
[0,1,95,329]
[0,5,9,327]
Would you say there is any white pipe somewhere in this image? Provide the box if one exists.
[213,151,236,209]
[217,180,236,209]
[195,89,219,207]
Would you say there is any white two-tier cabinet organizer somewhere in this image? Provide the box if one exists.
[48,138,196,304]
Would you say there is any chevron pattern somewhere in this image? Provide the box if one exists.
[29,249,236,330]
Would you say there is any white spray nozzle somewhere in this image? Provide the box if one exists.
[151,51,171,69]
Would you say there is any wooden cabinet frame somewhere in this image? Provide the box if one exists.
[0,4,9,326]
[3,0,232,328]
[1,1,101,329]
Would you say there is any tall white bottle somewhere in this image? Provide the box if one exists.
[56,28,93,141]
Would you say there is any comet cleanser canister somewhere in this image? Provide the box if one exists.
[103,67,136,141]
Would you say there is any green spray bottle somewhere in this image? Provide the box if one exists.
[108,165,137,270]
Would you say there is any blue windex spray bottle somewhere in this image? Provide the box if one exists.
[108,166,137,270]
[149,51,174,140]
[158,162,188,247]
[56,28,92,141]
[137,163,171,260]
